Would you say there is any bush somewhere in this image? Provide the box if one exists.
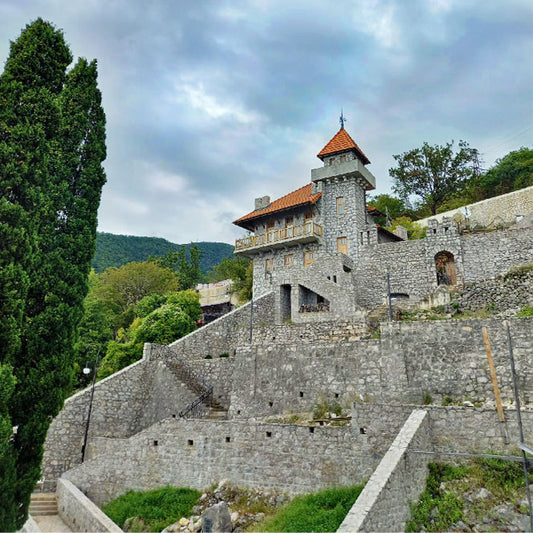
[517,306,533,317]
[102,486,201,532]
[254,485,364,532]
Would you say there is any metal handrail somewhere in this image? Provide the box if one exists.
[178,386,213,419]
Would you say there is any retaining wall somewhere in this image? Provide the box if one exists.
[338,409,430,532]
[417,185,533,228]
[229,318,533,419]
[57,478,121,532]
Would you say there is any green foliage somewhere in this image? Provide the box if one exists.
[102,486,201,532]
[312,396,343,419]
[0,18,106,528]
[407,463,466,532]
[390,140,481,215]
[93,261,179,313]
[517,306,533,317]
[253,485,364,532]
[98,341,143,380]
[151,244,204,289]
[208,256,253,303]
[131,304,196,346]
[92,233,234,275]
[386,216,426,240]
[166,290,202,323]
[474,458,527,497]
[367,194,406,225]
[480,147,533,199]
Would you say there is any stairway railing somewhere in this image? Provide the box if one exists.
[178,386,213,419]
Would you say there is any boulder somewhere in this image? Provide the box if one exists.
[201,502,232,533]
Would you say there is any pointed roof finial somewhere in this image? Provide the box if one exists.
[339,109,346,129]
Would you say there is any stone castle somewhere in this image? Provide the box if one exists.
[40,127,533,531]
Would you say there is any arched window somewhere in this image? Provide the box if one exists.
[435,251,457,286]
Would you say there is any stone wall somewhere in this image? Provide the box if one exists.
[338,409,430,533]
[57,478,121,533]
[452,267,533,314]
[417,185,533,228]
[228,318,533,419]
[63,418,377,506]
[166,291,275,358]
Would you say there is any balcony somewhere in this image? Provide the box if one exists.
[235,222,323,255]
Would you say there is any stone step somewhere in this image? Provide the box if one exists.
[30,493,58,516]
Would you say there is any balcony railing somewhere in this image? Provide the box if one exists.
[235,222,323,252]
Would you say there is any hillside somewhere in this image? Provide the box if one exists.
[92,232,234,274]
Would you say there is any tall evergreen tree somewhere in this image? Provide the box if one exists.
[0,19,106,529]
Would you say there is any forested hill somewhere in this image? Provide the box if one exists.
[92,232,235,274]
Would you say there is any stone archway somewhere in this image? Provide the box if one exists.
[435,251,457,286]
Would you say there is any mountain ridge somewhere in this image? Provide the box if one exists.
[92,232,234,274]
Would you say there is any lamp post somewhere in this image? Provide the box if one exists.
[81,344,101,463]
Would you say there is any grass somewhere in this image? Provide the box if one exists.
[406,463,467,532]
[102,486,201,532]
[407,458,532,532]
[517,305,533,317]
[250,485,365,532]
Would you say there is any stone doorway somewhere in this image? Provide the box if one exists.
[435,251,457,286]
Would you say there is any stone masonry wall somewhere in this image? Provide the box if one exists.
[338,409,430,533]
[417,185,533,228]
[63,418,377,506]
[228,318,533,419]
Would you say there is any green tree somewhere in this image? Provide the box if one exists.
[208,256,252,303]
[93,261,179,314]
[367,194,406,225]
[0,19,106,528]
[390,140,481,215]
[480,147,533,198]
[151,244,204,289]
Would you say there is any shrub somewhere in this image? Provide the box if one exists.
[517,306,533,317]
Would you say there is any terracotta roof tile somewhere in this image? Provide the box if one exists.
[233,184,322,229]
[317,128,371,165]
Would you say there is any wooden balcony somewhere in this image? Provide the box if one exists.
[235,222,323,255]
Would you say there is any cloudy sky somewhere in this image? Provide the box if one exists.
[1,1,532,245]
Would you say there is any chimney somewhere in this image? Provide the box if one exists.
[254,196,270,210]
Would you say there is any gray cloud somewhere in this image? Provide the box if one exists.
[1,0,531,244]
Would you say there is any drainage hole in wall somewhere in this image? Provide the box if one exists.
[334,393,339,399]
[309,427,314,434]
[359,427,367,435]
[266,431,272,438]
[188,439,194,446]
[226,436,231,443]
[300,391,304,398]
[269,401,273,407]
[172,414,176,418]
[237,410,241,415]
[153,440,158,446]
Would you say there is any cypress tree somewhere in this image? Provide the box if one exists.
[0,19,106,529]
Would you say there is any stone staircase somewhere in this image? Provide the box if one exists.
[206,405,228,420]
[29,493,58,516]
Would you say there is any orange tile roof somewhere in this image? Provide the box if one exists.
[233,183,322,229]
[317,128,371,165]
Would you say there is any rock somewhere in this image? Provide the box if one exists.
[472,487,491,500]
[179,517,190,527]
[123,517,146,532]
[201,502,232,533]
[161,522,181,533]
[230,511,239,523]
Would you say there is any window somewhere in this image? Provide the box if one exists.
[337,236,348,255]
[304,210,314,223]
[339,154,346,163]
[265,258,274,278]
[285,216,293,227]
[266,221,275,232]
[336,197,345,215]
[284,254,294,266]
[329,157,335,166]
[304,251,315,267]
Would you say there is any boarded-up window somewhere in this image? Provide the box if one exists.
[285,254,294,266]
[304,251,315,267]
[337,236,348,255]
